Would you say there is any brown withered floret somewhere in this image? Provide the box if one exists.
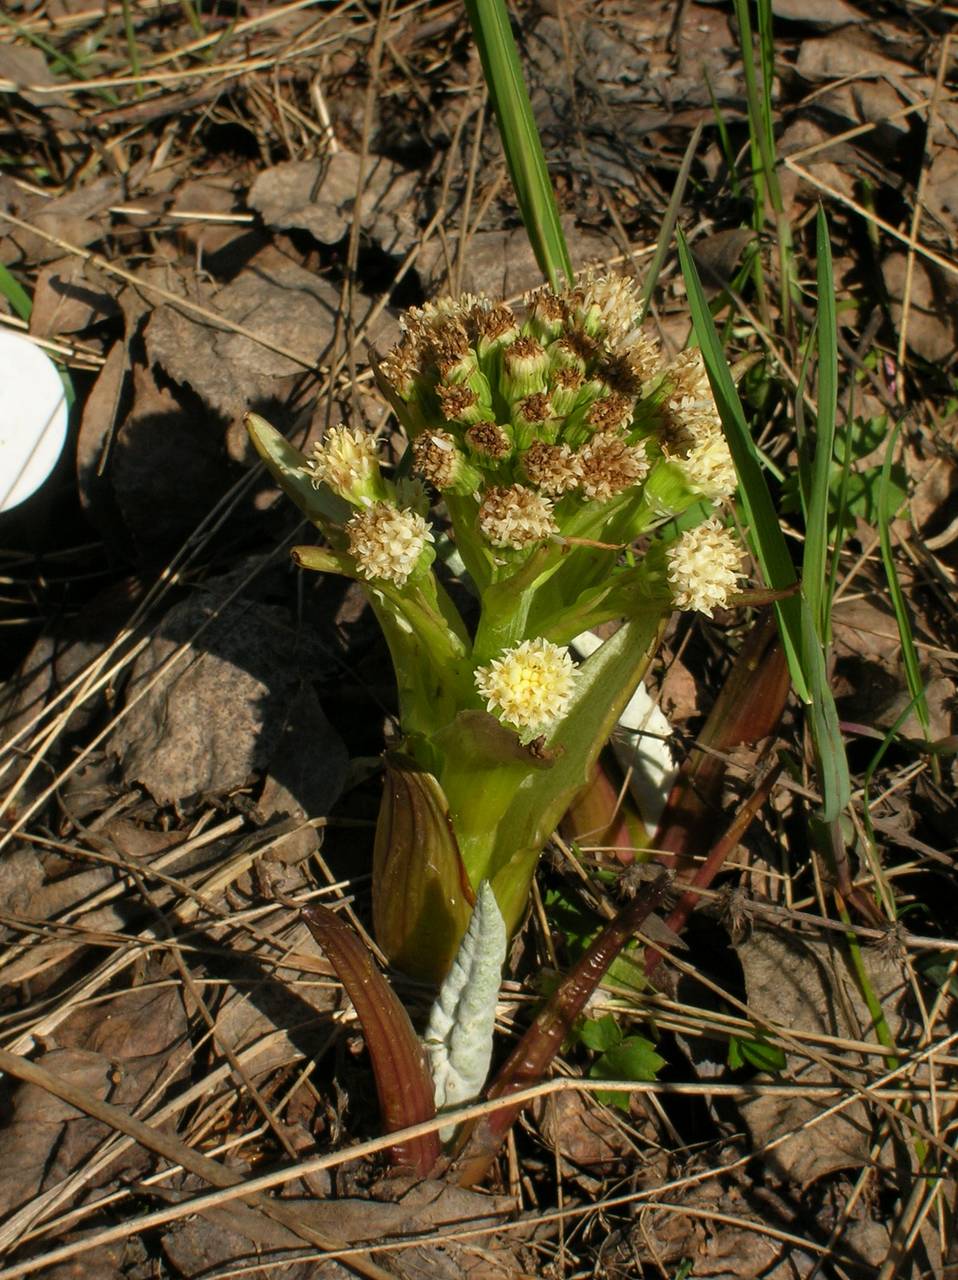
[578,431,648,501]
[553,367,584,395]
[527,288,567,329]
[413,430,459,488]
[522,441,581,496]
[472,303,518,347]
[465,421,511,459]
[379,337,421,399]
[436,383,479,423]
[504,335,546,369]
[516,392,552,425]
[587,391,635,434]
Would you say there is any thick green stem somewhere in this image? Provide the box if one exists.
[437,608,668,936]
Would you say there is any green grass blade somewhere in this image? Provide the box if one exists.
[677,229,809,702]
[463,0,573,290]
[805,207,838,641]
[704,68,742,199]
[0,264,32,322]
[800,598,850,820]
[793,210,850,819]
[755,0,781,211]
[878,422,931,741]
[638,122,702,321]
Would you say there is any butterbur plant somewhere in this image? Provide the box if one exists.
[248,271,745,984]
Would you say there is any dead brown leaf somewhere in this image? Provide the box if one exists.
[108,589,347,810]
[735,926,911,1186]
[29,256,117,338]
[248,151,419,255]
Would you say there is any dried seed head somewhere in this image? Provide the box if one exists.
[413,430,460,489]
[307,426,381,500]
[666,517,745,616]
[521,441,582,496]
[436,382,481,424]
[586,390,635,434]
[515,391,553,430]
[475,637,577,736]
[577,431,648,501]
[346,503,434,587]
[477,484,557,548]
[465,421,512,460]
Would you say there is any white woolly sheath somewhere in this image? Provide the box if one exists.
[424,882,507,1136]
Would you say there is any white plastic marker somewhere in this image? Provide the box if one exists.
[572,629,679,831]
[0,329,70,512]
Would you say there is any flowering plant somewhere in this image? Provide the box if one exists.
[248,271,746,983]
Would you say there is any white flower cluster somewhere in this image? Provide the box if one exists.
[474,637,577,736]
[346,503,433,587]
[477,485,558,549]
[307,426,380,499]
[666,518,745,616]
[660,349,737,502]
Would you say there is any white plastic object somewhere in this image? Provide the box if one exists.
[572,629,679,830]
[0,330,70,512]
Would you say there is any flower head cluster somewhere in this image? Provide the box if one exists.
[346,503,434,587]
[307,426,383,504]
[666,518,745,616]
[478,484,557,549]
[475,638,577,737]
[658,349,737,502]
[376,272,670,554]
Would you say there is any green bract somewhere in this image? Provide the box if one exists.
[248,271,745,982]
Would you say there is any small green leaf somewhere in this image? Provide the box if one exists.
[728,1033,786,1074]
[590,1035,665,1109]
[578,1013,622,1053]
[0,263,32,322]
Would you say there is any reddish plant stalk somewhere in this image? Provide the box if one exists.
[645,762,782,977]
[302,904,440,1177]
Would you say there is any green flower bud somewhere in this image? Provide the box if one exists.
[549,366,585,417]
[549,329,596,375]
[306,426,389,506]
[436,383,485,426]
[464,420,513,462]
[413,430,482,496]
[502,336,549,401]
[513,391,557,449]
[524,288,566,343]
[472,302,520,359]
